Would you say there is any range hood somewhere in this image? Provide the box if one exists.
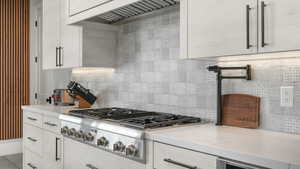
[92,0,179,24]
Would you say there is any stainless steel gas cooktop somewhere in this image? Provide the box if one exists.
[68,107,201,129]
[59,107,201,163]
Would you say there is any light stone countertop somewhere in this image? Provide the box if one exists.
[146,124,300,169]
[21,104,77,118]
[21,105,300,169]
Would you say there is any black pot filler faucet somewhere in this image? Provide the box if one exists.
[207,65,252,126]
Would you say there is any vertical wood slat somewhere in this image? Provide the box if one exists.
[0,0,29,140]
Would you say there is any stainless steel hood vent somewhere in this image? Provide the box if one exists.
[97,0,179,24]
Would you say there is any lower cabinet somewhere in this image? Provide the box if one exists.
[24,149,43,169]
[43,131,62,169]
[23,110,63,169]
[63,138,98,169]
[23,124,43,157]
[63,137,145,169]
[23,109,216,169]
[154,142,217,169]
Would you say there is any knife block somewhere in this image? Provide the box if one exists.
[75,95,92,108]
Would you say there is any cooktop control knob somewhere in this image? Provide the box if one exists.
[67,128,76,136]
[125,145,138,157]
[75,130,84,139]
[84,132,94,142]
[113,141,125,152]
[61,126,68,134]
[97,137,109,147]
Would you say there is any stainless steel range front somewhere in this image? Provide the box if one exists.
[59,108,201,163]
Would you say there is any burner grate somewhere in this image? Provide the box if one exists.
[69,108,161,120]
[68,108,201,129]
[120,115,202,129]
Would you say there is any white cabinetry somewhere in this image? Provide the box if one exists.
[258,0,300,53]
[24,149,43,169]
[59,0,82,69]
[24,124,43,156]
[42,0,61,69]
[23,110,63,169]
[154,142,217,169]
[181,0,257,59]
[43,131,62,169]
[181,0,300,59]
[43,0,118,70]
[63,137,145,169]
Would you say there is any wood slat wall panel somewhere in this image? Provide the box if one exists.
[0,0,29,140]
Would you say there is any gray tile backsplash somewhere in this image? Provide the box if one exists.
[53,8,300,134]
[220,59,300,134]
[71,8,217,122]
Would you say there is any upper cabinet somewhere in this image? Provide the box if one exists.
[181,0,300,59]
[43,0,118,70]
[58,0,82,69]
[43,0,61,69]
[258,0,300,53]
[181,0,257,59]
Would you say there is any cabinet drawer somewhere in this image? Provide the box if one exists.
[24,111,43,128]
[24,124,43,156]
[154,142,217,169]
[69,0,113,16]
[24,149,43,169]
[43,116,61,134]
[63,137,145,169]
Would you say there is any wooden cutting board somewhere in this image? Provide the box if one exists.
[222,94,260,129]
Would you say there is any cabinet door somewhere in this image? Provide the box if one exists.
[43,0,60,69]
[185,0,257,58]
[43,131,62,169]
[63,138,145,169]
[258,0,300,53]
[24,149,43,169]
[63,138,89,169]
[23,124,43,156]
[154,142,217,169]
[60,0,82,69]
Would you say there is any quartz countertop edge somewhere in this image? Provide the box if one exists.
[146,124,300,169]
[21,105,76,117]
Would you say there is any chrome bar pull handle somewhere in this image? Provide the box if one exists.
[27,137,37,142]
[44,122,57,127]
[261,1,267,47]
[56,47,59,67]
[86,164,99,169]
[246,5,252,49]
[55,137,60,161]
[58,47,63,67]
[164,159,198,169]
[27,163,37,169]
[27,117,37,121]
